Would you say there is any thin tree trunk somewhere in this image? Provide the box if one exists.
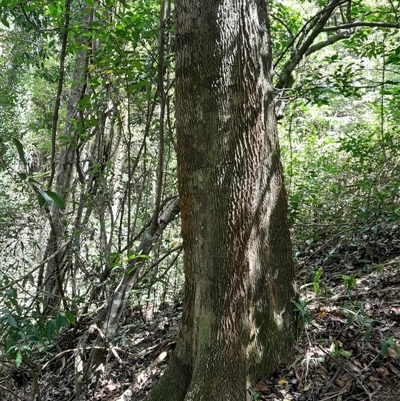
[78,198,180,394]
[146,0,297,399]
[78,3,174,391]
[42,6,92,315]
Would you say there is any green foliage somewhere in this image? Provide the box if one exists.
[281,69,400,250]
[342,274,357,296]
[312,267,324,296]
[293,298,312,325]
[276,4,400,255]
[12,138,27,166]
[300,267,326,299]
[381,336,400,358]
[341,301,373,341]
[330,341,352,358]
[0,283,73,366]
[13,139,66,209]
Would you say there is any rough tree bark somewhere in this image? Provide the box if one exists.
[145,0,297,400]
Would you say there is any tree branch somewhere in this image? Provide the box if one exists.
[273,0,348,72]
[305,32,350,57]
[322,21,400,32]
[270,12,295,41]
[275,0,341,90]
[0,240,72,291]
[388,0,400,26]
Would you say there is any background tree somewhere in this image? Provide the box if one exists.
[0,0,181,394]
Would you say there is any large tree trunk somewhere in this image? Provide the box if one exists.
[145,0,297,400]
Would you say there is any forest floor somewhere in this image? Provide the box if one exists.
[4,228,400,401]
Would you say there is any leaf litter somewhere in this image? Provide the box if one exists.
[250,230,400,401]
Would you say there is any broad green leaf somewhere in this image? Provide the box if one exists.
[6,288,16,299]
[1,16,9,28]
[36,191,46,207]
[7,315,17,327]
[38,190,52,204]
[56,313,69,330]
[77,94,91,109]
[13,138,27,166]
[46,190,66,209]
[31,184,44,207]
[49,3,59,18]
[65,311,76,325]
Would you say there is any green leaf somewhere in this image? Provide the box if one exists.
[6,288,17,299]
[56,313,69,330]
[1,16,9,28]
[46,190,66,209]
[38,189,52,204]
[381,339,389,356]
[77,94,92,109]
[13,138,27,166]
[33,188,66,209]
[37,191,46,207]
[46,321,55,341]
[65,311,76,325]
[49,3,59,18]
[15,350,22,367]
[31,185,46,207]
[340,349,352,357]
[7,315,17,327]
